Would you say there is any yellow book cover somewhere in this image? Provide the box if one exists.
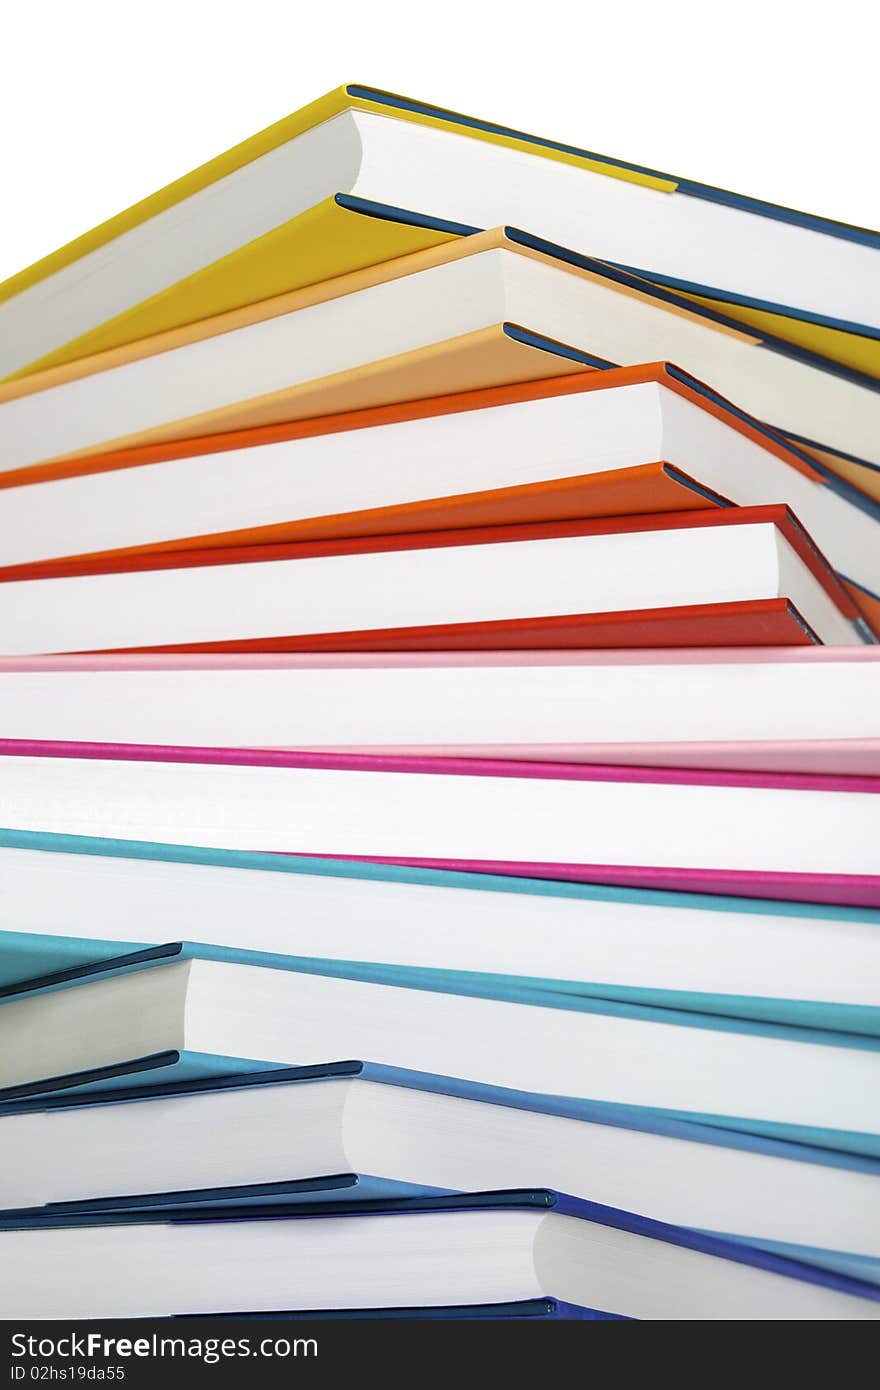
[1,83,877,381]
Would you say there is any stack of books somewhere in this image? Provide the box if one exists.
[0,84,878,1322]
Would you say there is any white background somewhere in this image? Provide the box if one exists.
[1,0,877,285]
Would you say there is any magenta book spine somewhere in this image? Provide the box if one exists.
[0,738,877,794]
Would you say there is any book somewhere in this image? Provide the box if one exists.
[1,945,878,1145]
[0,648,877,774]
[3,932,877,1044]
[5,1183,879,1293]
[12,930,878,1038]
[0,508,872,655]
[3,367,878,610]
[1,830,878,1026]
[1,1187,878,1320]
[3,230,879,489]
[3,1064,878,1266]
[0,744,876,906]
[1,84,876,383]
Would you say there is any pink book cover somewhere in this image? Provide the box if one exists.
[0,648,878,672]
[0,649,875,776]
[279,740,880,777]
[2,738,877,909]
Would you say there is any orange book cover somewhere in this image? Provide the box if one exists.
[0,364,832,574]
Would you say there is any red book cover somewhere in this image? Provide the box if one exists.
[0,506,861,653]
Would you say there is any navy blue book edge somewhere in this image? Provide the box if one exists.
[176,1298,623,1320]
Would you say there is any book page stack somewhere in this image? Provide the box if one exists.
[0,84,878,1322]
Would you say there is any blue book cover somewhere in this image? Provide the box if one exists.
[2,1186,877,1309]
[0,1173,453,1228]
[3,829,878,1037]
[4,1166,878,1290]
